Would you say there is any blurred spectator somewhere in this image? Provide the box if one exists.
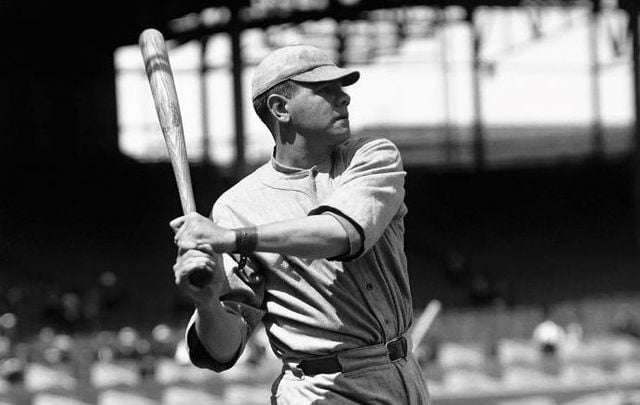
[41,286,88,333]
[562,305,584,355]
[532,306,566,358]
[138,353,156,380]
[444,250,469,284]
[37,271,133,335]
[31,328,75,368]
[96,271,127,311]
[83,286,102,328]
[114,327,154,365]
[94,330,117,362]
[31,327,56,364]
[84,271,130,330]
[42,284,63,326]
[0,357,25,384]
[610,303,640,340]
[51,333,74,364]
[114,326,144,360]
[0,285,26,316]
[468,273,492,306]
[150,323,178,358]
[0,312,18,341]
[59,292,85,332]
[468,272,510,308]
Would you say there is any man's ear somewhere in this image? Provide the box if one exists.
[267,94,290,124]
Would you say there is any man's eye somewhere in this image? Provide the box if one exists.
[318,84,338,94]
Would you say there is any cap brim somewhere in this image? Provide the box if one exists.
[291,65,360,87]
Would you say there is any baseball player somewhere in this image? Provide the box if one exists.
[170,44,431,404]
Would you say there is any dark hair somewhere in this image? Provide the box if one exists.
[252,80,299,133]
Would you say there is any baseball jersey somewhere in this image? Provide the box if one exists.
[186,136,413,369]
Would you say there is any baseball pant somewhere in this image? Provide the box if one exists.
[272,340,431,404]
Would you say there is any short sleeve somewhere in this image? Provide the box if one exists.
[309,137,406,255]
[319,211,363,262]
[185,253,266,372]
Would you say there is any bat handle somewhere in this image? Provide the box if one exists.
[180,208,215,289]
[189,267,214,288]
[175,174,212,287]
[173,170,212,288]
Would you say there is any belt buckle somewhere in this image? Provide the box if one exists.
[291,364,306,379]
[386,336,407,361]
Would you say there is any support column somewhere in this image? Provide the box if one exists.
[336,20,347,67]
[439,9,455,167]
[630,3,640,254]
[589,0,604,160]
[230,5,246,179]
[468,6,486,171]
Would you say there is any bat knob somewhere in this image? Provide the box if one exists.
[189,268,214,288]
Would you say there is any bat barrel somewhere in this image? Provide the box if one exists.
[139,29,196,215]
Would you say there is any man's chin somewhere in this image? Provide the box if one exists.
[333,131,351,143]
[335,124,351,136]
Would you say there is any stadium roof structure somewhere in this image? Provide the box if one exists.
[149,0,630,43]
[134,0,637,168]
[3,0,636,163]
[0,0,634,48]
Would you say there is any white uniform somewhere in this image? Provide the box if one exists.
[186,137,430,404]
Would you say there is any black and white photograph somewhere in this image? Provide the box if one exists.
[1,0,640,404]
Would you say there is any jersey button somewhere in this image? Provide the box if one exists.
[365,283,373,291]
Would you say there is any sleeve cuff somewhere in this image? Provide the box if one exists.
[186,319,244,372]
[308,205,364,261]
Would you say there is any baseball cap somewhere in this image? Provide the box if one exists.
[251,45,360,100]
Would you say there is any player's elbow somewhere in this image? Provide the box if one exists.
[189,348,241,372]
[186,322,244,372]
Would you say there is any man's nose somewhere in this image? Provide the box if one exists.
[337,90,350,107]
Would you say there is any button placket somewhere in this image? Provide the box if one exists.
[308,167,319,205]
[357,276,393,338]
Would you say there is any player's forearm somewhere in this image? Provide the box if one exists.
[218,215,350,259]
[252,215,349,258]
[194,299,244,364]
[173,212,353,259]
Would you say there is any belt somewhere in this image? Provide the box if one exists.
[297,336,408,376]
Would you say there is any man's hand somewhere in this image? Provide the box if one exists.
[173,249,227,302]
[170,212,234,253]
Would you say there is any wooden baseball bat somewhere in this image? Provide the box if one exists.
[139,28,212,288]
